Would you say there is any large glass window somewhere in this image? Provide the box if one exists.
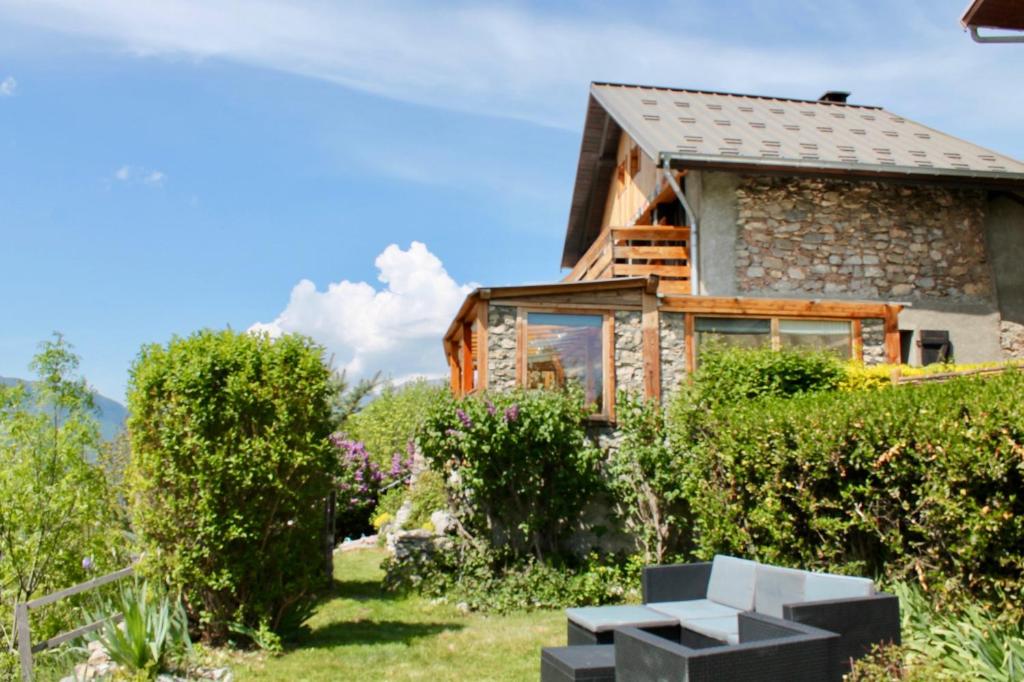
[695,317,771,351]
[779,319,852,358]
[526,312,604,413]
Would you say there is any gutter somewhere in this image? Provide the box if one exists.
[660,157,699,296]
[968,26,1024,43]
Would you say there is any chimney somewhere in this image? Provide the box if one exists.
[819,91,850,104]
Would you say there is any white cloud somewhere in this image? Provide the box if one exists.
[0,76,16,96]
[249,241,475,382]
[0,0,1019,136]
[113,164,166,186]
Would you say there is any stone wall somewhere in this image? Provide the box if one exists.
[614,311,644,396]
[487,305,517,391]
[734,176,992,302]
[861,319,887,366]
[1001,320,1024,359]
[660,312,687,400]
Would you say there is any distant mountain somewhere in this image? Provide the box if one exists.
[0,377,127,442]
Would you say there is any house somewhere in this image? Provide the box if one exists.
[443,82,1024,418]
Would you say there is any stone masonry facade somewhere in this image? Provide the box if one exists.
[660,312,687,399]
[735,176,993,302]
[487,305,517,391]
[614,311,644,396]
[861,319,887,366]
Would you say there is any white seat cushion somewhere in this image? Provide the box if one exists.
[647,599,741,622]
[680,615,739,645]
[706,555,758,611]
[804,572,875,603]
[754,564,807,618]
[565,605,678,633]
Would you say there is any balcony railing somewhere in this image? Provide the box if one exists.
[564,225,691,294]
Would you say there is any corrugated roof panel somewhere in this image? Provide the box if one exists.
[590,83,1024,180]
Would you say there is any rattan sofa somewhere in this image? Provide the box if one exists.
[543,555,901,681]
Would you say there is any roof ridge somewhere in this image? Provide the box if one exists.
[590,81,884,110]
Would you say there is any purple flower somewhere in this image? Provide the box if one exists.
[485,400,496,416]
[456,408,473,429]
[82,557,93,571]
[446,428,462,437]
[504,404,519,423]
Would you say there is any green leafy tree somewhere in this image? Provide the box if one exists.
[127,329,336,642]
[0,334,124,657]
[345,379,445,466]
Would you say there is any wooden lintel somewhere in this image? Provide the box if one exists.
[661,295,900,320]
[479,288,492,300]
[642,292,661,400]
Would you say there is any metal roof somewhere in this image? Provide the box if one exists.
[562,82,1024,267]
[592,82,1024,180]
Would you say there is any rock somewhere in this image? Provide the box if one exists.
[394,500,413,528]
[430,509,454,534]
[456,602,471,615]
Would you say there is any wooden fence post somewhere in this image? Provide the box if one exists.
[15,602,32,682]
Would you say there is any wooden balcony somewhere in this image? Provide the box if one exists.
[563,225,691,295]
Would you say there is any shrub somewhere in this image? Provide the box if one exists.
[127,329,336,641]
[668,370,1024,604]
[344,380,446,468]
[841,360,1021,392]
[383,544,641,614]
[685,344,845,408]
[607,393,690,564]
[418,386,602,561]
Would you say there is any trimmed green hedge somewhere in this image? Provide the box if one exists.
[668,370,1024,604]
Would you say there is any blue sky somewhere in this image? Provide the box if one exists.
[1,0,1021,401]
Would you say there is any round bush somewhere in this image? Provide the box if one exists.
[127,329,336,641]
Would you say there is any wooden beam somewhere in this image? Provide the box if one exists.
[515,308,526,386]
[449,354,460,395]
[475,300,489,391]
[605,313,616,421]
[461,321,474,394]
[614,263,691,278]
[852,319,864,362]
[884,305,901,364]
[612,226,690,241]
[661,295,899,320]
[642,292,661,400]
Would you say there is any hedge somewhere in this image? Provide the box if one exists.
[668,369,1024,605]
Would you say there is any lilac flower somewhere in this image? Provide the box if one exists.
[485,400,497,416]
[446,428,462,437]
[504,404,519,423]
[456,408,473,429]
[82,557,93,571]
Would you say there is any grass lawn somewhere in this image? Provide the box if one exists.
[233,548,563,681]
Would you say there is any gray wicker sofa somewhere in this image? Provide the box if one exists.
[544,555,900,681]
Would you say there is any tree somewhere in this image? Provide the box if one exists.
[127,329,336,641]
[0,334,124,658]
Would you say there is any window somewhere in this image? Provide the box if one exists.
[695,317,771,351]
[779,319,852,358]
[526,312,604,413]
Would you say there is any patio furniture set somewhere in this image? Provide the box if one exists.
[540,555,901,681]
